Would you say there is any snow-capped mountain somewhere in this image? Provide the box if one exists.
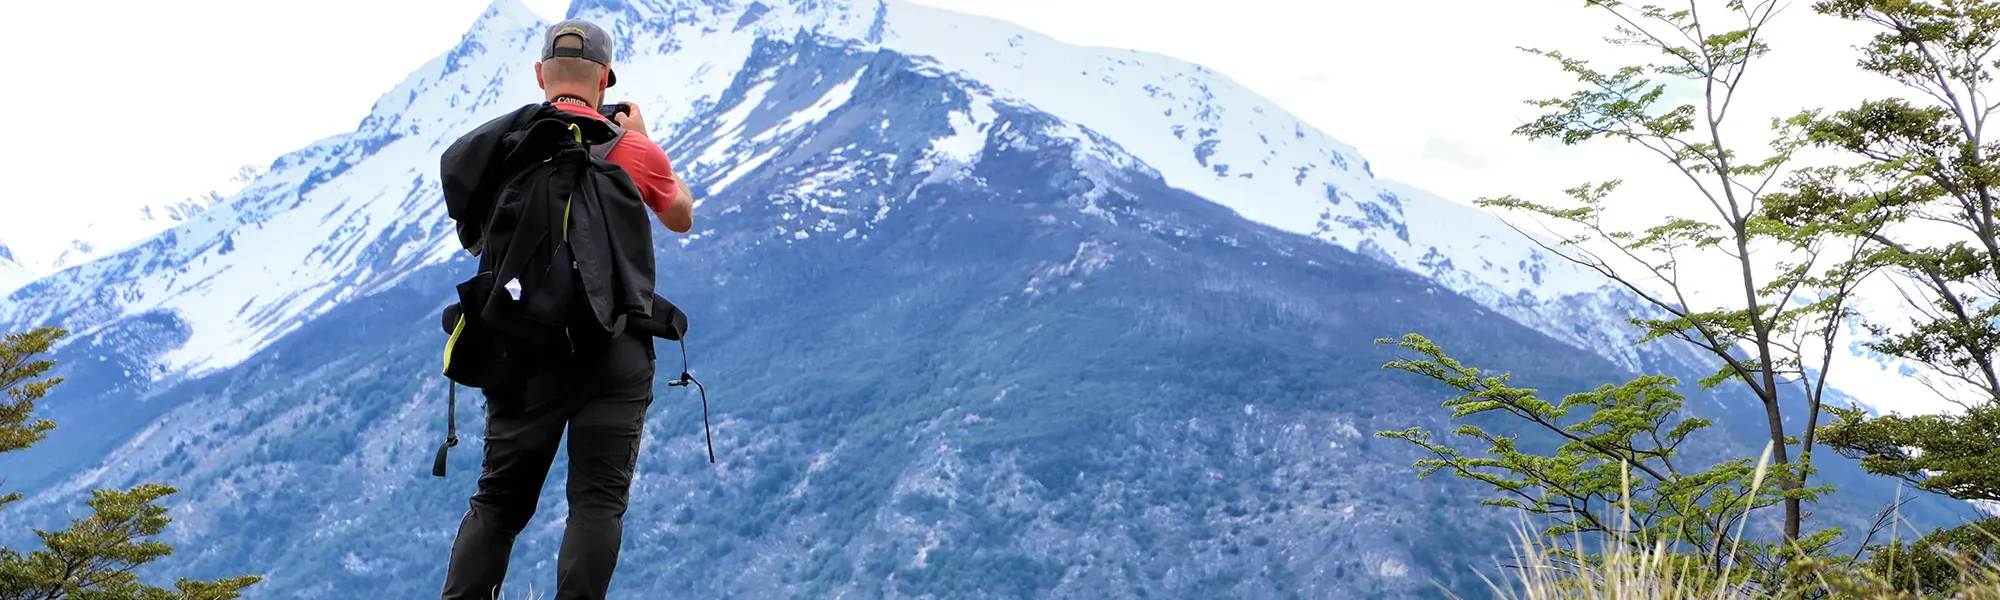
[0,0,1649,383]
[0,1,1969,598]
[0,242,33,297]
[1,163,263,282]
[133,164,267,228]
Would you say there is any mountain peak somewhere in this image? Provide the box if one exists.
[355,0,551,131]
[0,243,30,298]
[564,0,635,18]
[484,0,544,23]
[565,0,826,18]
[0,0,1640,385]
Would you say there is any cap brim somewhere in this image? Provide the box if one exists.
[607,69,618,87]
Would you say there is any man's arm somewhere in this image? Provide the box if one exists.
[609,101,696,233]
[657,179,695,233]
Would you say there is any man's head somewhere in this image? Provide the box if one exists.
[536,18,619,106]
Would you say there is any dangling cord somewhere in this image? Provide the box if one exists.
[668,338,715,463]
[433,383,459,478]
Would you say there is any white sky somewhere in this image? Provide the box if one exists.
[0,0,1947,408]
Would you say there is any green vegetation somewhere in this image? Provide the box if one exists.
[1455,467,2000,599]
[1379,0,2000,596]
[1379,334,1793,585]
[0,327,263,599]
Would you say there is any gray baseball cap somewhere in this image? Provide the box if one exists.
[542,18,618,87]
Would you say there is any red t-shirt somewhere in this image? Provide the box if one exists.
[551,100,682,215]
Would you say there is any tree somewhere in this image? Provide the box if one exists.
[1376,333,1784,582]
[0,327,262,600]
[1370,0,1908,592]
[1783,0,2000,493]
[1769,1,2000,591]
[1782,0,2000,402]
[1376,0,2000,593]
[1466,0,1870,546]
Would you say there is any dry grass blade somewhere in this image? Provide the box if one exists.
[1438,440,2000,599]
[1449,442,1778,600]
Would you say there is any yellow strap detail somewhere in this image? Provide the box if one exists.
[442,315,466,374]
[560,123,582,240]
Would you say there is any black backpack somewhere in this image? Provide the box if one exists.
[431,105,713,476]
[440,113,636,391]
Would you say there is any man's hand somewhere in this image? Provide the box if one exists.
[612,100,649,138]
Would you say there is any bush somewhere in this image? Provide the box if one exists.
[0,327,263,599]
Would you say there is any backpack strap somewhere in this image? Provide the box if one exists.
[433,383,458,477]
[588,126,628,161]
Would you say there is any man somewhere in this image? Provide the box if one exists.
[538,21,693,233]
[439,17,694,600]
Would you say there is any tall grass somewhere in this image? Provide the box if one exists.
[1449,442,2000,600]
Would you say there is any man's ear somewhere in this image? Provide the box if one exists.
[599,68,610,91]
[535,62,546,89]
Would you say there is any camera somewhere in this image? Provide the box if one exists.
[599,102,631,123]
